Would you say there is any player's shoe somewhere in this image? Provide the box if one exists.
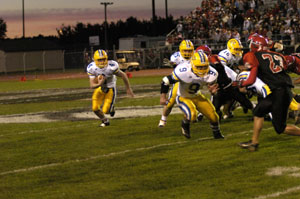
[223,112,234,120]
[99,119,110,127]
[238,140,259,152]
[110,106,115,117]
[158,120,166,127]
[213,130,225,139]
[197,113,203,122]
[181,120,191,139]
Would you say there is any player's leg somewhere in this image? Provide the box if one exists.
[289,98,300,124]
[272,88,300,136]
[238,96,272,151]
[101,88,116,126]
[159,83,179,127]
[92,87,107,126]
[176,96,197,138]
[102,88,116,115]
[194,94,224,139]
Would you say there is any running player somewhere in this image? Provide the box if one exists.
[87,49,134,127]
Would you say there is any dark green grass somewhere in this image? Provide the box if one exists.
[0,75,164,92]
[0,96,159,115]
[1,111,300,199]
[1,74,300,199]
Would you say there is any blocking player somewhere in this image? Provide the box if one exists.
[87,49,134,127]
[160,51,224,139]
[238,70,300,124]
[217,38,245,118]
[237,35,300,151]
[158,40,194,127]
[197,45,253,121]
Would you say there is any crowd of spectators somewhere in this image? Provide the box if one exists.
[166,0,300,47]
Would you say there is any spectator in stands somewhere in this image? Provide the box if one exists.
[166,0,299,48]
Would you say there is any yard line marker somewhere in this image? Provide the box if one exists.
[252,185,300,199]
[0,128,257,176]
[0,123,89,137]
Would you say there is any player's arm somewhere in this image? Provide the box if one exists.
[89,75,106,89]
[163,58,177,68]
[206,69,219,95]
[207,80,219,95]
[160,74,177,105]
[239,52,259,87]
[115,70,134,97]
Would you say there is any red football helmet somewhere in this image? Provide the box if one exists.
[249,35,268,52]
[247,33,260,44]
[284,55,295,67]
[195,45,212,56]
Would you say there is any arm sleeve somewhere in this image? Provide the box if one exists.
[160,75,176,94]
[241,52,259,87]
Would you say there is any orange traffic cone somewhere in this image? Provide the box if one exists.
[126,72,132,78]
[20,76,27,82]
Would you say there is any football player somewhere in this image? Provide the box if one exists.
[197,45,253,121]
[238,70,300,124]
[237,35,300,151]
[217,38,244,119]
[160,51,224,139]
[158,40,194,127]
[285,53,300,84]
[87,49,134,127]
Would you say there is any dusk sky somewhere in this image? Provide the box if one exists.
[0,0,202,38]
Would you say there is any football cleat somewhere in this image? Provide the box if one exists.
[158,120,166,127]
[238,140,259,152]
[181,120,191,139]
[223,112,234,120]
[99,119,110,127]
[213,130,225,139]
[110,106,115,117]
[197,113,204,122]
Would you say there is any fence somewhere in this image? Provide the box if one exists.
[0,38,299,74]
[0,50,65,74]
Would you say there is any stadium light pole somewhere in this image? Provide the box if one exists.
[165,0,168,18]
[22,0,25,38]
[100,2,113,50]
[152,0,156,20]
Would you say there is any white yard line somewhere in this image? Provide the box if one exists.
[0,105,180,123]
[252,186,300,199]
[0,129,253,176]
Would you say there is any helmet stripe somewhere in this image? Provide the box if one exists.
[198,52,204,62]
[186,40,192,48]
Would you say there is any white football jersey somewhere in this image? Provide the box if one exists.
[172,62,218,98]
[86,60,119,88]
[218,49,241,68]
[218,49,240,81]
[170,51,190,66]
[238,71,271,98]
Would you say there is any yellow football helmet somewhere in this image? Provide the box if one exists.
[93,49,108,68]
[179,40,194,60]
[191,51,209,77]
[227,38,243,57]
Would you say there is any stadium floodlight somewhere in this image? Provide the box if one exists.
[22,0,25,38]
[100,2,113,50]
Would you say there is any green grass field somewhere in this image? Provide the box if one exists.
[1,71,300,199]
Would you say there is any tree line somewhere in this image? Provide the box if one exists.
[0,16,177,50]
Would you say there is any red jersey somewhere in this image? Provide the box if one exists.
[284,53,300,75]
[242,50,293,90]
